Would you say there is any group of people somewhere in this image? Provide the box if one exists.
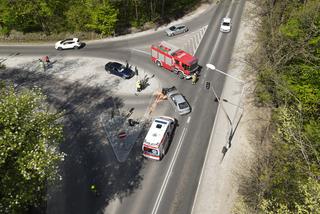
[136,72,198,92]
[38,55,50,70]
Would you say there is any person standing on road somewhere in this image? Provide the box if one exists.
[192,73,198,85]
[136,80,142,92]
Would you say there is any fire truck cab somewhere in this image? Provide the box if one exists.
[142,116,176,160]
[151,41,199,79]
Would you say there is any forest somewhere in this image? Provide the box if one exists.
[0,0,202,39]
[236,0,320,213]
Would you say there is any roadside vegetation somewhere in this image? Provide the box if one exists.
[0,0,204,42]
[0,83,64,213]
[234,0,320,213]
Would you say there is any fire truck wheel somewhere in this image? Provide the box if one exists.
[156,61,162,67]
[178,72,184,79]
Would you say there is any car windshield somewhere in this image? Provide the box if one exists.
[222,22,230,26]
[187,63,199,71]
[143,147,159,156]
[118,65,126,72]
[178,102,189,109]
[169,26,176,31]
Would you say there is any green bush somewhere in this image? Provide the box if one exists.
[0,62,6,70]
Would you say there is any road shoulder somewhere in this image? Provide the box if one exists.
[191,1,264,213]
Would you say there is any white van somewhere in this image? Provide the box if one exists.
[142,116,176,160]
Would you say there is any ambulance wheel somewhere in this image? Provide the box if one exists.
[160,153,164,160]
[156,61,162,67]
[178,72,184,79]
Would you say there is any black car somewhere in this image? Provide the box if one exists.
[105,62,134,79]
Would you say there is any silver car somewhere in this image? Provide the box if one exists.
[166,87,191,115]
[165,24,189,37]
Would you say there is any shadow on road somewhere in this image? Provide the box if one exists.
[0,66,147,214]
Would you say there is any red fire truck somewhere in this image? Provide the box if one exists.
[151,41,199,79]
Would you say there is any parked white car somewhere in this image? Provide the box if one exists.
[220,17,232,33]
[55,38,82,50]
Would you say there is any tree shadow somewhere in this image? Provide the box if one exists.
[0,66,147,214]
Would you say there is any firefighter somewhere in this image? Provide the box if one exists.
[136,80,142,92]
[192,73,198,85]
[90,184,99,196]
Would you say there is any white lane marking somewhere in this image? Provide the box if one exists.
[192,37,197,54]
[226,0,234,18]
[151,127,187,214]
[187,116,191,124]
[131,48,150,55]
[197,32,201,43]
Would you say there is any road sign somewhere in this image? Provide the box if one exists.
[118,131,127,139]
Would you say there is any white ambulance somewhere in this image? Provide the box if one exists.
[142,116,176,160]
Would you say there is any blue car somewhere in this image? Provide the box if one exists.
[105,62,134,79]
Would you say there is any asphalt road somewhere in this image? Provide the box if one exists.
[0,0,246,213]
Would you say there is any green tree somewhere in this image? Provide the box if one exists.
[0,0,66,34]
[235,1,320,213]
[260,177,320,214]
[65,1,91,32]
[86,0,118,35]
[0,83,64,213]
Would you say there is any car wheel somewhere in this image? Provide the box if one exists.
[156,61,162,67]
[58,47,62,51]
[74,46,79,49]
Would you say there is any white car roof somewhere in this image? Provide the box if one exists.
[144,117,173,147]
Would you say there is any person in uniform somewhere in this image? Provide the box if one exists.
[192,73,198,85]
[136,80,141,92]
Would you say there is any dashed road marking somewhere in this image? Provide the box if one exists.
[187,116,191,124]
[131,48,149,55]
[151,127,187,214]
